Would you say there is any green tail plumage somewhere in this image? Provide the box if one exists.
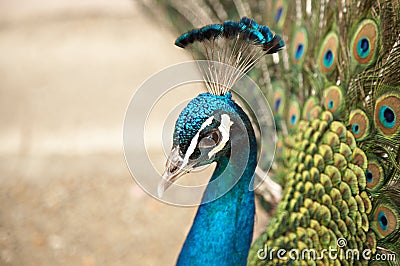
[140,0,400,264]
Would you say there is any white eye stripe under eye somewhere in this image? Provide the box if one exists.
[208,114,233,158]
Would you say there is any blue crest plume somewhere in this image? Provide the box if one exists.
[174,17,285,96]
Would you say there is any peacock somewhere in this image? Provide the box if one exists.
[139,0,400,265]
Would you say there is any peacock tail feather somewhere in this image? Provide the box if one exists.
[139,0,400,265]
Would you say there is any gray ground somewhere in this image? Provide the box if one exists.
[0,1,268,265]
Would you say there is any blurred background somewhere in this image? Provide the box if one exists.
[0,1,268,265]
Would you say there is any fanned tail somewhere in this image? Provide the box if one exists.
[138,0,400,263]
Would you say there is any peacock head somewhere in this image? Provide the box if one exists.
[158,91,254,196]
[158,17,284,196]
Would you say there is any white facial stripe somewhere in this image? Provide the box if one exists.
[181,115,215,169]
[208,114,233,158]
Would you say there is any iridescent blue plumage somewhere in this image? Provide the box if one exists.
[357,37,371,58]
[173,92,257,266]
[174,29,201,48]
[258,25,273,42]
[323,49,334,68]
[199,24,223,40]
[379,105,396,129]
[173,92,236,153]
[222,21,246,38]
[247,29,266,44]
[240,17,259,29]
[174,17,284,54]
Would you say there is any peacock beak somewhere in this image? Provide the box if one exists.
[158,146,196,197]
[158,166,187,198]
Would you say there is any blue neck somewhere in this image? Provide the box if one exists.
[177,118,257,266]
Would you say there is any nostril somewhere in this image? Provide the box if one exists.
[170,165,178,173]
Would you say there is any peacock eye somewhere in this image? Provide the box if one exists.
[198,130,221,149]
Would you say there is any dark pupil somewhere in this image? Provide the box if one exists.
[384,107,395,123]
[366,170,373,182]
[354,124,359,132]
[211,132,219,143]
[380,214,388,227]
[360,38,369,53]
[325,50,333,62]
